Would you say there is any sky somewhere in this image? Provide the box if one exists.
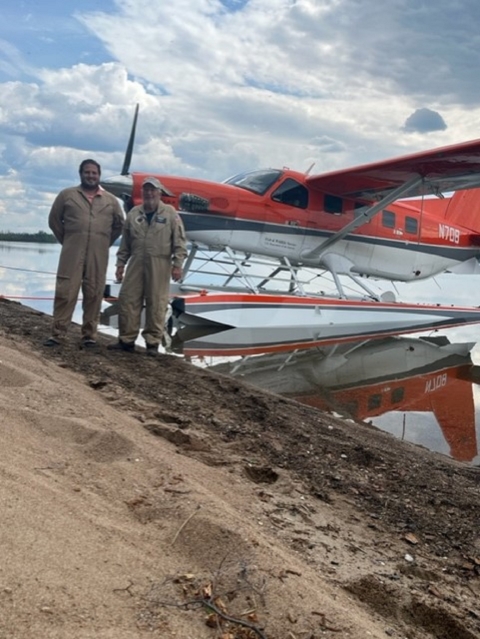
[2,0,480,232]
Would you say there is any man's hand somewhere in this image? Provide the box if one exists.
[171,266,183,282]
[115,264,125,283]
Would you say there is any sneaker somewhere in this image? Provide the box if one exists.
[146,344,159,357]
[43,337,61,347]
[107,340,135,353]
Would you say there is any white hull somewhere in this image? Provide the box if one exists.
[172,292,480,356]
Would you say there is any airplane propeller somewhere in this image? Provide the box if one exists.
[100,104,140,209]
[121,103,139,176]
[103,102,175,206]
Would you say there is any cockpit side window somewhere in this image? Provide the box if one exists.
[271,178,309,209]
[223,169,282,195]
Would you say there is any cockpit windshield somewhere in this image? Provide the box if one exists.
[223,169,283,195]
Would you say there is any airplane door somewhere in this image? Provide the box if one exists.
[260,178,310,260]
[300,190,367,262]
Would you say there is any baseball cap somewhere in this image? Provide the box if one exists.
[142,176,164,190]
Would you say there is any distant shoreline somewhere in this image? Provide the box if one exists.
[0,232,57,243]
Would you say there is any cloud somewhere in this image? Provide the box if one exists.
[1,0,480,232]
[402,108,447,133]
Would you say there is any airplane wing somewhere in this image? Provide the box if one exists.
[306,138,480,201]
[301,138,480,260]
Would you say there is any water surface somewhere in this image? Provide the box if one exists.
[2,240,480,465]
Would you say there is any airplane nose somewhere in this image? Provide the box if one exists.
[100,174,133,199]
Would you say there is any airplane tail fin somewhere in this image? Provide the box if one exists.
[406,189,480,233]
[437,189,480,232]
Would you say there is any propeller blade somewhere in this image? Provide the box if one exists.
[121,103,139,176]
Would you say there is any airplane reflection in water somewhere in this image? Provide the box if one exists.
[178,333,480,465]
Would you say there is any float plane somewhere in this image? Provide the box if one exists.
[101,106,480,344]
[101,104,480,300]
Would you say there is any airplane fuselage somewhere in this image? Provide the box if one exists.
[100,106,480,288]
[103,167,480,283]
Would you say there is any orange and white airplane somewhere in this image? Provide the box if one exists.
[101,105,480,298]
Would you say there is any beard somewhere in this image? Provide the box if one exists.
[81,177,100,191]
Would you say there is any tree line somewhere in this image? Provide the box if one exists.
[0,231,57,243]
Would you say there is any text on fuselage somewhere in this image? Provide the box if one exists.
[438,224,460,244]
[425,373,447,393]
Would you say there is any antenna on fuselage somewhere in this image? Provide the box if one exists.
[306,162,315,175]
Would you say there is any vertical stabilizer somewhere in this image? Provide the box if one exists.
[440,189,480,231]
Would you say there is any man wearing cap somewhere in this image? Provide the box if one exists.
[107,176,187,356]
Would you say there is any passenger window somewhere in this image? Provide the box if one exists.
[325,194,343,214]
[367,394,382,410]
[405,216,418,234]
[391,387,405,403]
[382,210,395,228]
[271,179,308,209]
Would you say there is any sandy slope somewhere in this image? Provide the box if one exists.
[1,298,480,638]
[0,338,377,638]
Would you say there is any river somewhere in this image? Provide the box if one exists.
[2,240,480,465]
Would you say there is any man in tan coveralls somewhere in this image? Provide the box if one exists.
[107,176,187,357]
[44,159,124,347]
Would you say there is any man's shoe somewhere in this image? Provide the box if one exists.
[81,338,97,348]
[146,344,159,357]
[43,337,61,347]
[107,340,135,352]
